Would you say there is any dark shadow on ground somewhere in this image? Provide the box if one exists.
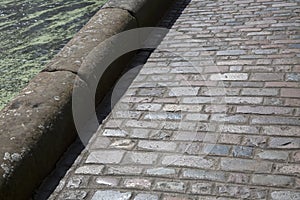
[32,0,191,198]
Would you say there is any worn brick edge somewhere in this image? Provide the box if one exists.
[0,0,175,199]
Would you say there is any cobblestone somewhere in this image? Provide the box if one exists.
[270,191,300,200]
[134,194,159,200]
[155,181,186,193]
[182,169,226,182]
[49,0,300,199]
[95,177,119,186]
[91,190,132,200]
[221,158,272,172]
[232,146,253,158]
[251,174,294,187]
[137,141,177,152]
[161,155,216,169]
[256,150,289,161]
[85,150,125,164]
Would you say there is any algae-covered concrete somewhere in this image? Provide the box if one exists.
[0,0,107,110]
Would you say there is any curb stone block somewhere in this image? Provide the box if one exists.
[0,71,78,199]
[103,0,175,27]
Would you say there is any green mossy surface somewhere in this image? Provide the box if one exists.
[0,0,107,109]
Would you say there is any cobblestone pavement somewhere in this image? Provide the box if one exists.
[49,0,300,199]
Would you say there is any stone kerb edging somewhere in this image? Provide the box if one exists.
[0,0,175,199]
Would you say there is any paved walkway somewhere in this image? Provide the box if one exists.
[49,0,300,199]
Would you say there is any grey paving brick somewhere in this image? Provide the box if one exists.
[286,73,300,82]
[75,165,104,175]
[144,112,182,120]
[202,144,231,156]
[66,176,88,189]
[134,194,159,200]
[91,190,132,200]
[190,182,213,195]
[103,129,128,137]
[185,113,209,121]
[123,178,152,189]
[210,73,248,81]
[162,155,216,169]
[224,96,263,104]
[182,169,226,182]
[241,88,279,96]
[125,120,159,128]
[136,103,162,111]
[182,96,217,104]
[211,114,248,123]
[250,73,284,81]
[137,140,177,151]
[256,150,289,161]
[219,124,259,134]
[145,167,176,177]
[251,116,300,125]
[217,50,246,55]
[220,158,272,172]
[281,88,300,98]
[216,184,267,199]
[232,146,253,158]
[95,177,119,187]
[163,104,203,112]
[155,181,186,192]
[242,136,268,148]
[269,138,300,149]
[270,191,300,200]
[228,173,249,184]
[252,175,294,187]
[274,164,300,175]
[172,132,205,141]
[110,139,135,150]
[86,150,125,164]
[58,190,87,200]
[236,106,294,115]
[105,166,143,175]
[168,87,199,96]
[122,152,158,165]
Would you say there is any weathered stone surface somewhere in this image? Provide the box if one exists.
[45,8,137,73]
[251,175,294,187]
[270,191,300,200]
[0,71,77,199]
[91,190,132,200]
[86,150,125,164]
[103,0,174,27]
[75,165,104,175]
[134,193,159,200]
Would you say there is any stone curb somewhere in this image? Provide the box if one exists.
[0,0,175,199]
